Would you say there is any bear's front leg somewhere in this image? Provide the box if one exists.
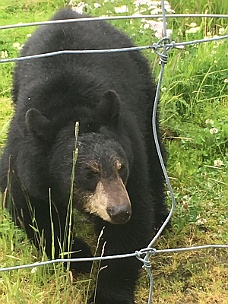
[87,220,146,304]
[69,237,93,273]
[89,257,140,304]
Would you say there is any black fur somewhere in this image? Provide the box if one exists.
[0,9,168,304]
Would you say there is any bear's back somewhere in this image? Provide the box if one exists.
[13,9,155,135]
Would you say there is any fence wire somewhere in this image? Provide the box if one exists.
[0,13,228,30]
[0,1,228,303]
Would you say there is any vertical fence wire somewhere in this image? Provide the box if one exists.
[142,2,176,302]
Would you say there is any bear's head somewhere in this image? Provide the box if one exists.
[25,90,132,225]
[75,132,131,224]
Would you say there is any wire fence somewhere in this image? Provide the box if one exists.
[0,0,228,303]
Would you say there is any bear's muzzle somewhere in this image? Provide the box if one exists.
[85,177,131,224]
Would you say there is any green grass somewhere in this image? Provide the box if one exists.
[0,0,228,303]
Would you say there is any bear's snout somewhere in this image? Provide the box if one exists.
[107,205,131,224]
[85,177,131,224]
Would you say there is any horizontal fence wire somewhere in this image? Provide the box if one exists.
[1,34,228,64]
[0,244,227,273]
[0,2,228,303]
[1,13,228,30]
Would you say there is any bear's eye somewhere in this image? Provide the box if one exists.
[82,169,99,192]
[115,160,122,171]
[85,170,98,181]
[118,164,128,184]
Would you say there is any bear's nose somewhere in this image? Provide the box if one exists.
[107,205,131,224]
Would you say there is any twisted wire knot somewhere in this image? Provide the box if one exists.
[135,248,157,266]
[151,37,173,65]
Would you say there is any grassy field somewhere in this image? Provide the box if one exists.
[0,0,227,303]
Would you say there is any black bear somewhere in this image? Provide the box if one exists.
[0,8,168,304]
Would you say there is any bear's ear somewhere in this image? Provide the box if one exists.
[97,90,120,126]
[25,108,53,141]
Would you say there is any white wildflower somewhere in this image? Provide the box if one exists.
[186,27,200,34]
[214,159,223,167]
[114,5,128,13]
[183,195,191,201]
[219,27,225,35]
[134,0,149,8]
[180,195,191,210]
[134,0,174,14]
[142,19,172,38]
[155,31,163,39]
[224,78,228,83]
[209,127,218,134]
[1,50,8,59]
[204,31,212,39]
[166,28,172,37]
[72,2,87,14]
[142,20,162,38]
[143,23,150,30]
[31,267,37,274]
[196,214,207,225]
[205,119,214,125]
[12,42,23,51]
[13,42,21,48]
[94,3,101,9]
[189,22,197,27]
[150,8,162,14]
[148,20,163,38]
